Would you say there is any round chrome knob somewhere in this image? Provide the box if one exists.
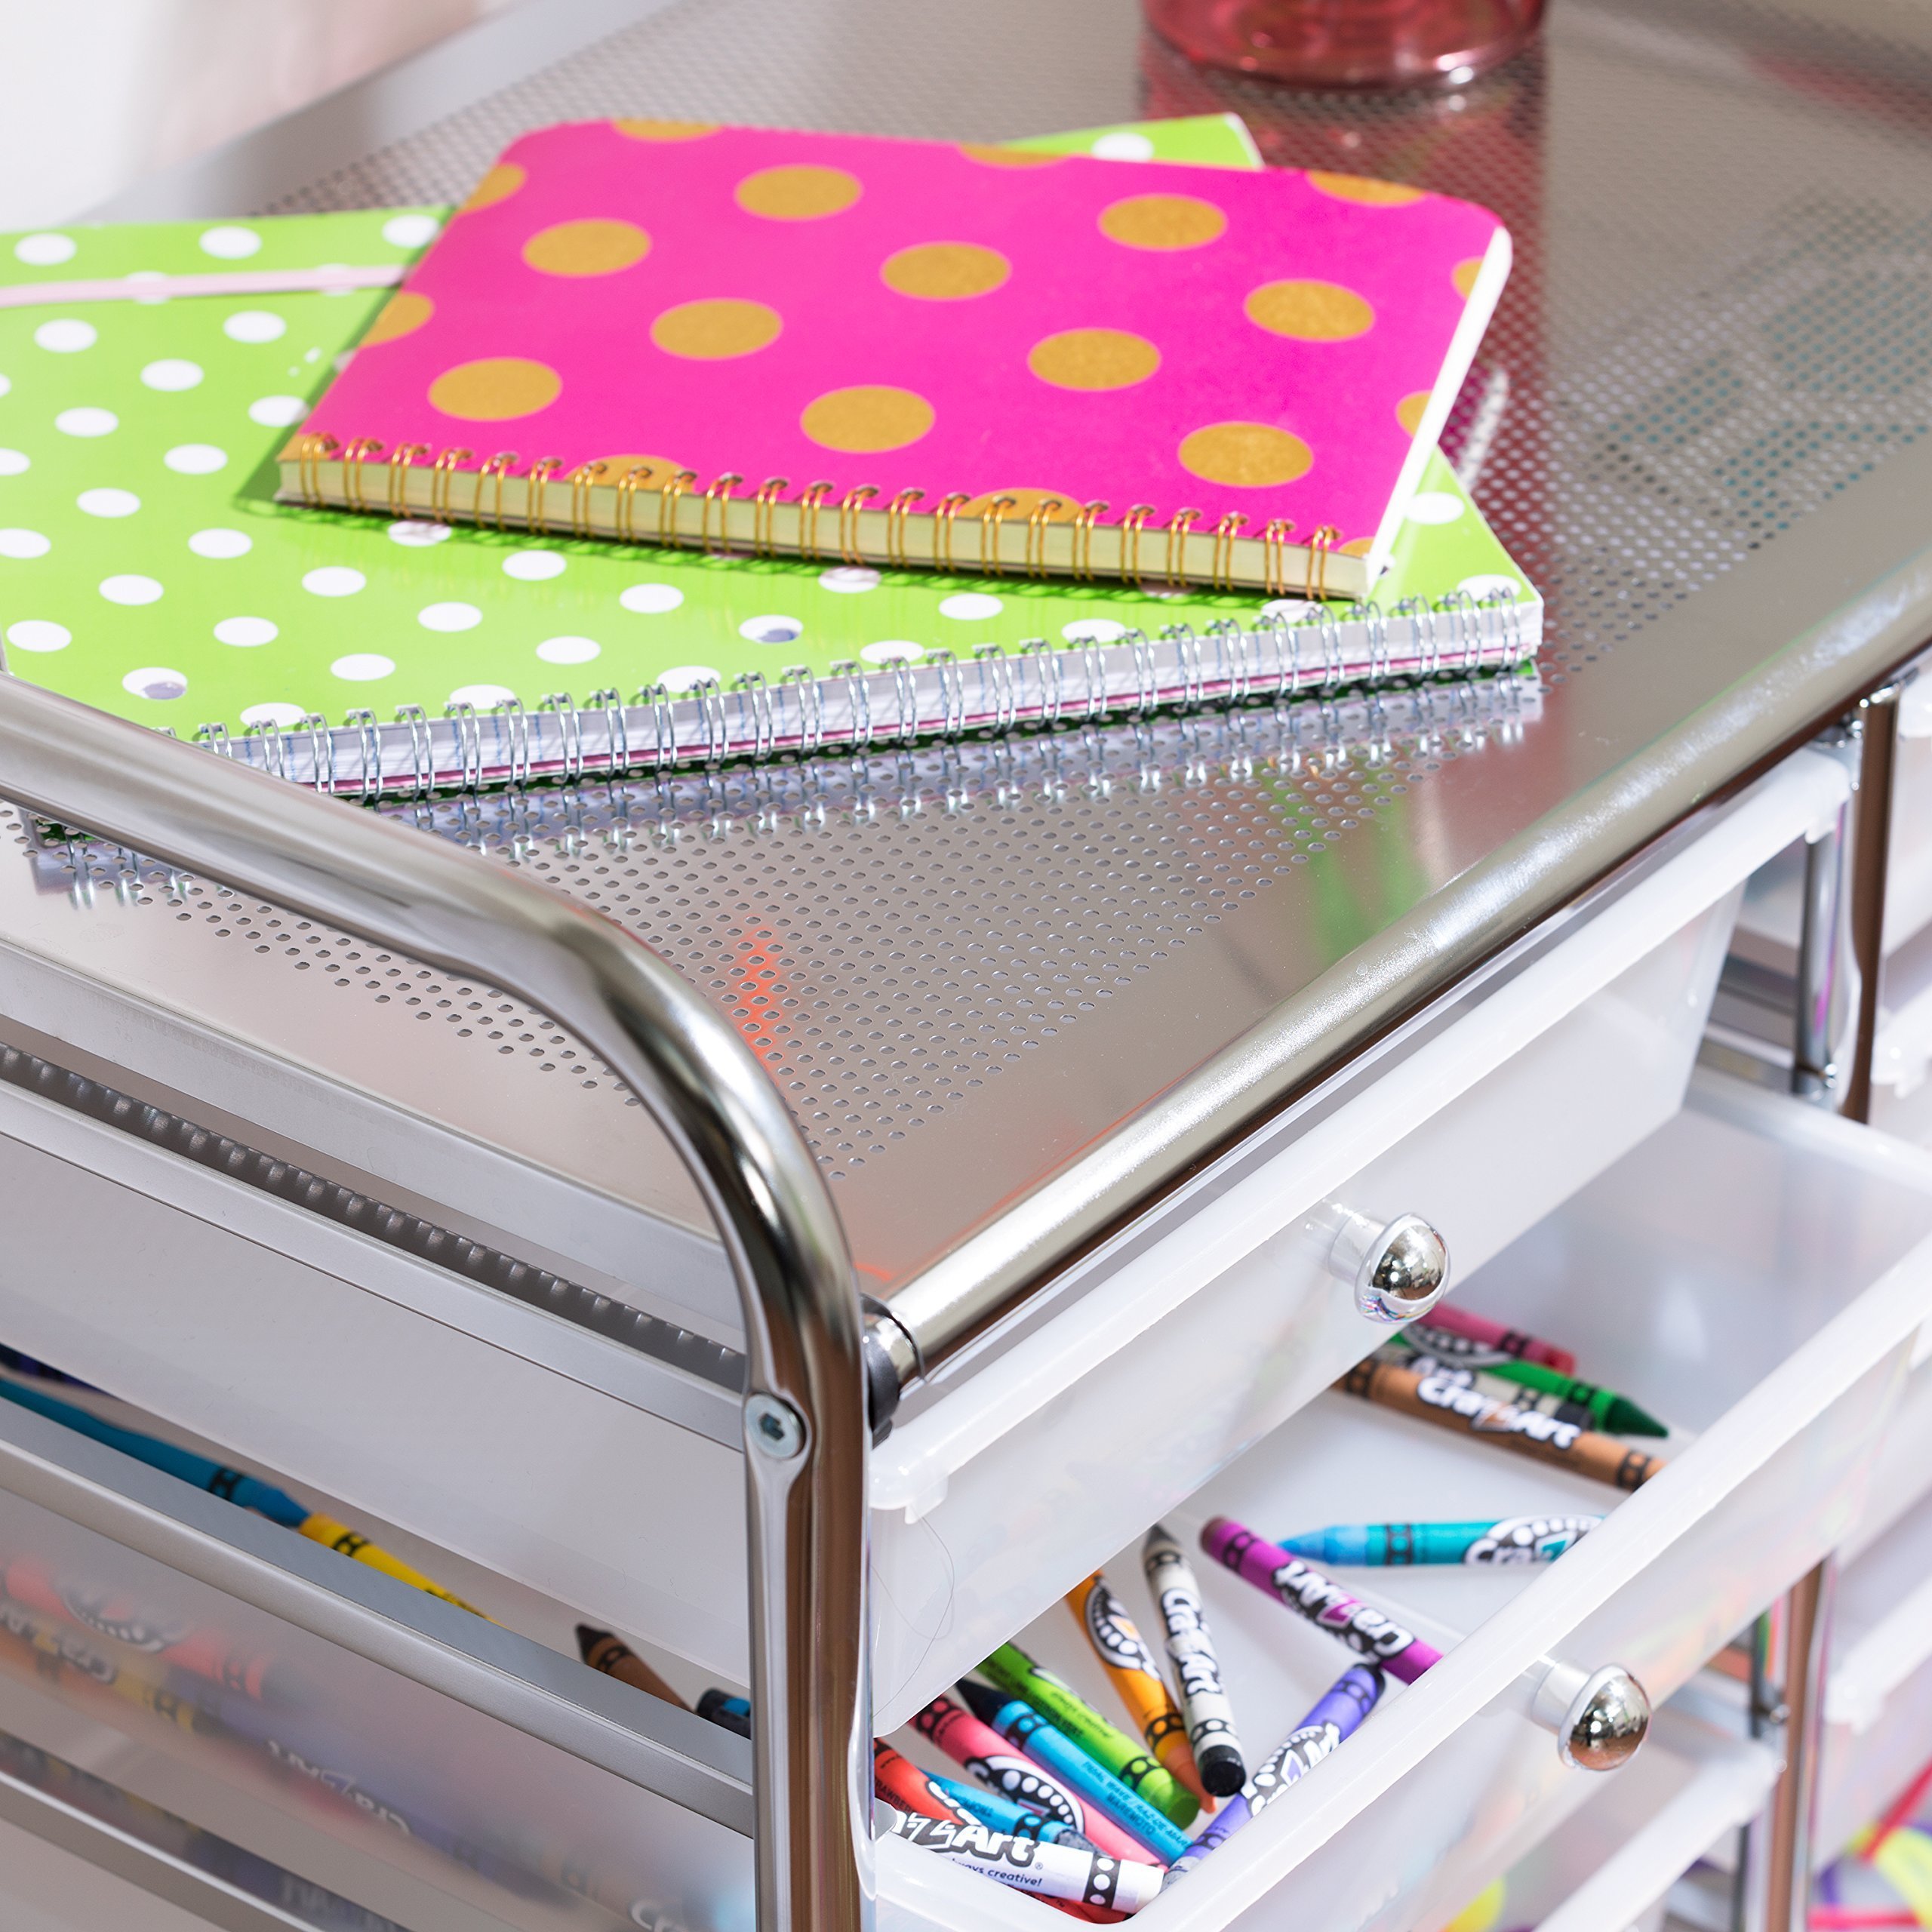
[1329,1209,1450,1323]
[1539,1663,1651,1771]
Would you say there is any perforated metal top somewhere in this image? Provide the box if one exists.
[26,0,1932,1329]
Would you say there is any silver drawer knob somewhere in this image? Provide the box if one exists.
[1329,1209,1450,1324]
[1533,1661,1651,1771]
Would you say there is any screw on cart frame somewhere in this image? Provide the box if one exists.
[0,675,875,1932]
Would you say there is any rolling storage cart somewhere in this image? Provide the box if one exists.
[12,2,1932,1930]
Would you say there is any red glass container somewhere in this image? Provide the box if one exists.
[1142,0,1544,89]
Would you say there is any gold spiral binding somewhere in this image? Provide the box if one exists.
[477,453,518,531]
[1308,523,1340,600]
[752,477,790,557]
[884,488,924,570]
[838,485,879,565]
[1164,507,1202,589]
[703,472,744,555]
[524,457,565,536]
[798,481,836,559]
[980,494,1018,578]
[386,445,429,518]
[568,461,608,539]
[616,462,658,542]
[296,432,340,507]
[1211,512,1247,593]
[1026,497,1066,579]
[1121,504,1156,590]
[344,438,383,512]
[1072,500,1108,583]
[657,469,697,547]
[430,447,474,523]
[1262,518,1296,598]
[934,492,970,571]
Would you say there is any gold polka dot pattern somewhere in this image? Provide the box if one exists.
[1244,281,1374,341]
[650,299,783,360]
[1098,194,1229,251]
[1178,422,1313,488]
[735,165,863,220]
[881,242,1011,300]
[460,164,525,214]
[361,291,434,346]
[1027,328,1161,391]
[522,219,652,277]
[428,357,562,421]
[801,386,936,454]
[1308,172,1426,207]
[611,118,718,141]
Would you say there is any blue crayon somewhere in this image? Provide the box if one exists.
[1172,1666,1383,1876]
[955,1678,1191,1865]
[1281,1518,1599,1567]
[931,1775,1099,1849]
[697,1688,751,1736]
[0,1380,309,1527]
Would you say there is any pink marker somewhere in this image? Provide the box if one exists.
[1200,1518,1444,1683]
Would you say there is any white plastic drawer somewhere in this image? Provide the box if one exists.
[878,1078,1932,1932]
[0,758,1843,1692]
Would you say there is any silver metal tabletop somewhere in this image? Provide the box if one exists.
[36,0,1932,1367]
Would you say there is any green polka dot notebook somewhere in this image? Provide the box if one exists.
[0,113,1539,796]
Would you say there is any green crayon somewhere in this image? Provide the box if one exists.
[1390,1336,1666,1436]
[980,1642,1198,1829]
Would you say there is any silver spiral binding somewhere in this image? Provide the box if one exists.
[176,589,1540,804]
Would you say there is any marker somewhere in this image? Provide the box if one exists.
[1200,1518,1443,1681]
[0,1379,485,1613]
[697,1688,752,1737]
[956,1679,1191,1864]
[1172,1666,1384,1873]
[1337,1357,1665,1491]
[878,1804,1168,1913]
[1066,1572,1210,1808]
[931,1775,1100,1847]
[1143,1524,1246,1798]
[981,1641,1197,1829]
[575,1625,685,1707]
[1392,1337,1665,1437]
[1404,1307,1575,1374]
[875,1738,974,1823]
[1280,1517,1601,1567]
[912,1694,1158,1864]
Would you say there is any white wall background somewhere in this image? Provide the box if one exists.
[0,0,516,228]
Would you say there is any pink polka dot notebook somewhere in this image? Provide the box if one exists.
[280,120,1509,601]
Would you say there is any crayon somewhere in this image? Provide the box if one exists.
[0,1590,205,1737]
[1200,1518,1443,1682]
[1394,1337,1666,1437]
[1142,1525,1247,1798]
[0,1343,96,1389]
[1383,1345,1597,1434]
[956,1679,1191,1864]
[1280,1517,1601,1567]
[878,1804,1168,1913]
[697,1687,752,1736]
[575,1624,685,1708]
[981,1641,1197,1829]
[913,1694,1158,1864]
[0,1555,296,1705]
[1172,1666,1384,1874]
[875,1737,975,1823]
[0,1379,486,1613]
[1405,1306,1576,1374]
[1337,1358,1666,1491]
[1067,1571,1211,1809]
[931,1774,1101,1848]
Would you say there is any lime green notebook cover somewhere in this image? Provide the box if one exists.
[0,112,1533,750]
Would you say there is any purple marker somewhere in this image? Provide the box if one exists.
[1201,1516,1443,1681]
[1171,1666,1383,1875]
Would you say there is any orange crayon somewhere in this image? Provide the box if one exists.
[1066,1573,1211,1811]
